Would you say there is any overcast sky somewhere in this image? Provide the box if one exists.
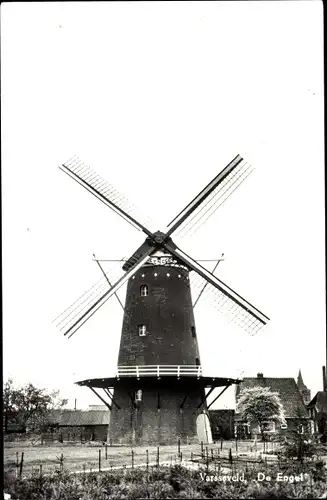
[2,1,324,410]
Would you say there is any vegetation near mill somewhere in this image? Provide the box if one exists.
[3,462,327,499]
[4,380,327,498]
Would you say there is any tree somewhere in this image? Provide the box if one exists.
[281,406,315,462]
[3,379,68,433]
[237,386,286,441]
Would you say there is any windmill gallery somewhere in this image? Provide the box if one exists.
[54,154,270,446]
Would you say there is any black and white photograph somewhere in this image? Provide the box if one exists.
[2,1,325,498]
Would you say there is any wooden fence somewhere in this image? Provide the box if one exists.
[9,438,321,479]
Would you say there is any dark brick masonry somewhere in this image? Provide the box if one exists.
[117,264,201,366]
[109,263,207,445]
[110,384,206,445]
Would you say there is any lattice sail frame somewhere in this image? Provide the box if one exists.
[55,255,265,337]
[61,156,159,234]
[55,153,269,338]
[174,160,254,239]
[189,272,264,335]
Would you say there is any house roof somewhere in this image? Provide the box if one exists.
[235,377,308,418]
[88,405,107,411]
[307,391,327,412]
[47,409,110,426]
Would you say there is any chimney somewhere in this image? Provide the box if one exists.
[323,366,326,392]
[257,373,264,378]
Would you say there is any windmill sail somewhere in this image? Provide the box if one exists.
[190,272,264,335]
[54,251,153,338]
[168,157,254,239]
[164,241,269,333]
[56,152,270,339]
[53,261,123,334]
[60,156,158,236]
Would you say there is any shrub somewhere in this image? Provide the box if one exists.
[3,462,327,499]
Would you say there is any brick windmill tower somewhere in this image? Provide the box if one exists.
[55,154,269,445]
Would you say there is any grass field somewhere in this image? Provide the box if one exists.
[4,440,275,476]
[4,440,327,499]
[3,457,327,499]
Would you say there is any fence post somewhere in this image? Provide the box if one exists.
[131,449,134,469]
[40,464,42,477]
[178,438,181,457]
[105,443,108,460]
[98,449,101,472]
[19,452,24,478]
[191,452,193,462]
[221,439,223,450]
[180,452,182,463]
[211,448,214,461]
[16,452,19,478]
[206,447,209,471]
[146,449,149,470]
[235,436,238,454]
[201,441,204,458]
[156,446,160,468]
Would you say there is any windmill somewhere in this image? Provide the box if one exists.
[54,153,269,445]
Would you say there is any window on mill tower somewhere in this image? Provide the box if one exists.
[138,325,147,336]
[135,389,143,402]
[140,285,148,297]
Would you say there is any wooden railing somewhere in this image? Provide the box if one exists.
[116,365,202,379]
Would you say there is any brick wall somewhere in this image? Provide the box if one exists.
[117,265,201,366]
[109,385,207,445]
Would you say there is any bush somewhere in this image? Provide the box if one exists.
[3,462,327,499]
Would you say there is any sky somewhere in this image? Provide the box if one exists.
[2,1,325,410]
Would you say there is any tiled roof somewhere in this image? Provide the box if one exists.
[235,377,308,418]
[47,410,63,425]
[47,410,110,426]
[88,405,108,411]
[308,391,327,411]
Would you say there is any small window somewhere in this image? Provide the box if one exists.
[191,326,196,338]
[140,285,148,297]
[135,390,142,402]
[138,325,147,336]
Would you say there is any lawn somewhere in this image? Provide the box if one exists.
[4,440,327,499]
[4,440,275,476]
